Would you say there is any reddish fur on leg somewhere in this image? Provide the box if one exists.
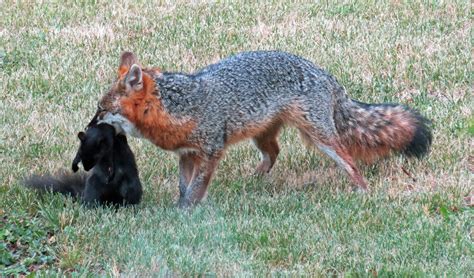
[253,122,281,174]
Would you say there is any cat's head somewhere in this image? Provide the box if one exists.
[72,123,116,180]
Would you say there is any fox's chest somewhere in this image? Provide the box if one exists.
[143,124,196,151]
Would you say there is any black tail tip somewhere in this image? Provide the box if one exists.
[403,112,433,158]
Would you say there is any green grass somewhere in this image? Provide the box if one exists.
[1,0,472,276]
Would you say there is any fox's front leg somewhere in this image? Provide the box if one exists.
[178,152,222,208]
[178,152,201,198]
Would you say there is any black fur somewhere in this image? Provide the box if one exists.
[351,99,433,158]
[402,112,433,158]
[24,123,142,207]
[24,172,86,196]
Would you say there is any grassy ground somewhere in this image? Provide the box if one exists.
[1,1,472,276]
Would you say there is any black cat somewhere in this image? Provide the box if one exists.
[25,123,142,207]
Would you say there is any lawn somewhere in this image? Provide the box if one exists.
[1,1,472,276]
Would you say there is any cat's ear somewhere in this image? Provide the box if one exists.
[78,132,86,141]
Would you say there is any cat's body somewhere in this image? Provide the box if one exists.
[24,123,142,206]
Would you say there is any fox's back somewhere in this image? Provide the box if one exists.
[196,51,335,95]
[188,51,346,132]
[159,51,346,112]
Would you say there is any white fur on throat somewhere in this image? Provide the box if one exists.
[99,113,143,138]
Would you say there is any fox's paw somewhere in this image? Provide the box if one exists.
[254,161,273,176]
[350,184,370,194]
[177,197,193,210]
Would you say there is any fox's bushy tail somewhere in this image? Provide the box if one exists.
[23,171,87,197]
[334,99,432,163]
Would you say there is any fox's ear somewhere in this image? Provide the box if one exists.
[78,132,86,141]
[118,51,138,76]
[120,52,138,68]
[124,64,143,91]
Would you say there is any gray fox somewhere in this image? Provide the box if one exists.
[94,50,432,207]
[24,123,142,207]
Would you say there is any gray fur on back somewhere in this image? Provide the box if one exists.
[155,51,348,154]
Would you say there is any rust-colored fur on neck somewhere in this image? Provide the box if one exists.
[119,71,196,151]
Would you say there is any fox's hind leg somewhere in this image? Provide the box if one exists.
[293,117,368,190]
[317,144,368,190]
[285,100,369,190]
[252,122,282,175]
